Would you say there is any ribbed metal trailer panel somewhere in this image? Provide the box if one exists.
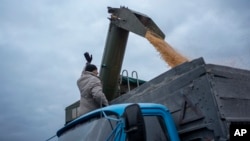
[111,57,250,141]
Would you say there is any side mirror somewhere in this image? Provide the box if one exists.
[123,104,146,141]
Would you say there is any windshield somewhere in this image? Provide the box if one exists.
[58,114,118,141]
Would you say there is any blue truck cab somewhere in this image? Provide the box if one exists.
[57,103,180,141]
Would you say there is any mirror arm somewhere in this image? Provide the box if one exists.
[125,126,138,133]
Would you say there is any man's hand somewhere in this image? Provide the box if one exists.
[84,52,92,63]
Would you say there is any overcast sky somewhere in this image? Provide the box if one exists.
[0,0,249,140]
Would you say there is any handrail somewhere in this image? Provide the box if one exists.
[122,70,130,91]
[131,71,139,87]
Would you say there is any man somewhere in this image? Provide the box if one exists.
[77,53,109,116]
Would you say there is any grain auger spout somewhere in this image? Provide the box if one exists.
[99,6,165,101]
[107,6,165,39]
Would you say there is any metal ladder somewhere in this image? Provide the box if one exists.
[120,70,140,95]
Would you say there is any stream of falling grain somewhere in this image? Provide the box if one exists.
[145,31,188,67]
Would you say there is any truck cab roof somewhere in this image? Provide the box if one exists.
[57,103,169,137]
